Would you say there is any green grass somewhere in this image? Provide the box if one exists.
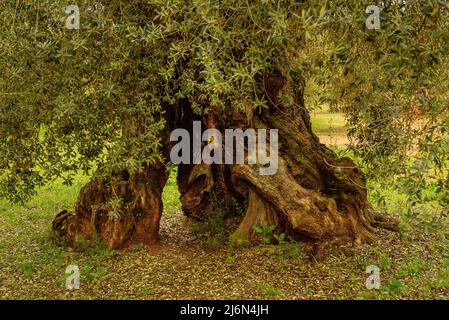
[396,259,430,277]
[310,107,347,136]
[256,283,284,299]
[162,167,181,213]
[384,280,404,296]
[0,168,448,299]
[0,111,448,300]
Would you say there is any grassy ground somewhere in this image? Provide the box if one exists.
[311,107,348,147]
[0,111,448,300]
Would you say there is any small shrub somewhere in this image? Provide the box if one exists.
[253,224,276,244]
[273,233,286,245]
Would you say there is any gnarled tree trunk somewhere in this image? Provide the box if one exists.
[176,71,380,252]
[53,70,391,251]
[53,162,168,249]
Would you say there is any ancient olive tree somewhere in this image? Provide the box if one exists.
[1,0,448,251]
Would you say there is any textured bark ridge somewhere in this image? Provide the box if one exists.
[53,163,168,249]
[53,70,393,250]
[178,71,378,249]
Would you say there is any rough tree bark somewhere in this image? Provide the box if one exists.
[53,163,168,249]
[53,70,394,251]
[52,110,175,249]
[177,71,381,254]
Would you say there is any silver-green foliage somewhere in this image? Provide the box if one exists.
[1,0,448,203]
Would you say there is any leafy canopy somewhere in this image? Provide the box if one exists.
[1,0,448,202]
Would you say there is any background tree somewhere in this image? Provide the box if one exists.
[1,0,448,251]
